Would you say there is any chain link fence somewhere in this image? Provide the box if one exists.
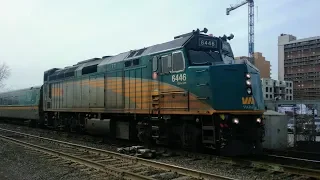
[277,104,319,151]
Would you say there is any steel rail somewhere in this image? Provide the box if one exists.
[0,134,153,180]
[181,151,320,179]
[0,128,234,180]
[221,157,320,178]
[267,154,320,163]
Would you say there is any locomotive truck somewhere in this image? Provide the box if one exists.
[0,28,265,156]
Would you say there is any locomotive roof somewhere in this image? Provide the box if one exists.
[46,28,222,77]
[46,33,193,74]
[87,34,192,67]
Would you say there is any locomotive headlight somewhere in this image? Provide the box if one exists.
[246,80,251,86]
[256,118,261,123]
[247,88,252,95]
[232,118,239,124]
[246,73,251,79]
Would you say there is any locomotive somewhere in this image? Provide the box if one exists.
[0,28,265,156]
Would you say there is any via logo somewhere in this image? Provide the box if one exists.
[242,97,254,105]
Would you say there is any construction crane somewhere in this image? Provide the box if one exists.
[226,0,254,65]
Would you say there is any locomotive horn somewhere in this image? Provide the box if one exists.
[201,28,208,34]
[227,33,234,40]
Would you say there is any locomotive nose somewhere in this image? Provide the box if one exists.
[209,64,264,111]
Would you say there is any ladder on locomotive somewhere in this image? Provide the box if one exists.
[151,81,161,119]
[202,118,216,145]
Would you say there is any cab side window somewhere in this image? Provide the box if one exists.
[152,56,158,72]
[161,55,172,73]
[172,51,184,72]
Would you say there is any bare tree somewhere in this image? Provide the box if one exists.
[0,62,10,88]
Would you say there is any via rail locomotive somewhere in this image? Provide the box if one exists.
[0,28,265,156]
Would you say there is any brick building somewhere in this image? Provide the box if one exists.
[278,34,320,100]
[235,52,271,78]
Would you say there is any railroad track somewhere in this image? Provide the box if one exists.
[173,150,320,179]
[0,128,234,180]
[265,148,320,161]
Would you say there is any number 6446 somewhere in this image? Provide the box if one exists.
[172,73,186,82]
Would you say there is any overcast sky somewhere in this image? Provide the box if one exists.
[0,0,319,91]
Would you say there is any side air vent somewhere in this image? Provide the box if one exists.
[135,48,146,56]
[127,51,137,58]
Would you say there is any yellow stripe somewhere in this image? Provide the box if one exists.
[0,106,38,110]
[216,110,265,114]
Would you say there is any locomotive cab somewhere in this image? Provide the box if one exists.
[181,31,265,155]
[147,29,265,155]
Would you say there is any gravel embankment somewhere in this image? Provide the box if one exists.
[0,123,311,180]
[0,139,117,180]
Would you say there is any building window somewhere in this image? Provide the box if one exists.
[290,89,292,94]
[270,95,272,99]
[266,94,268,98]
[266,81,268,85]
[266,87,268,92]
[290,96,292,100]
[286,96,288,100]
[286,89,288,93]
[270,87,272,92]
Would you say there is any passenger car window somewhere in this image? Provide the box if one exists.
[8,97,12,105]
[13,96,18,105]
[172,51,184,72]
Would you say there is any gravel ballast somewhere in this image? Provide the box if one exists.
[0,123,311,180]
[0,139,116,180]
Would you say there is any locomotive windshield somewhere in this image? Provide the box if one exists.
[188,50,223,65]
[187,36,235,65]
[221,41,234,63]
[221,41,234,58]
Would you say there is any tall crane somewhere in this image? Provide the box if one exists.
[226,0,254,65]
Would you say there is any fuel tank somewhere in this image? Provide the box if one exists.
[85,118,111,136]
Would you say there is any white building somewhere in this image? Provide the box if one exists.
[261,78,293,101]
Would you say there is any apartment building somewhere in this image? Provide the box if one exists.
[261,78,293,101]
[235,52,271,78]
[278,34,320,100]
